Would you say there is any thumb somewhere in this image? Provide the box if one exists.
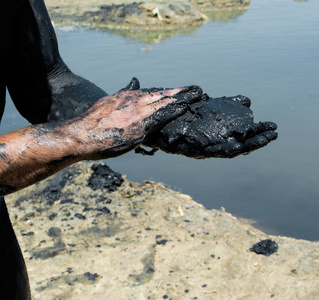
[118,77,140,92]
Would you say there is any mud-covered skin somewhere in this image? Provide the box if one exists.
[0,84,201,197]
[121,80,277,159]
[0,0,277,298]
[1,0,277,162]
[121,79,277,159]
[79,84,203,160]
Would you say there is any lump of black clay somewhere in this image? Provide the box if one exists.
[144,94,277,159]
[141,93,277,159]
[250,239,278,256]
[87,164,123,192]
[120,77,277,159]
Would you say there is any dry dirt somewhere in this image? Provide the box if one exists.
[6,162,319,300]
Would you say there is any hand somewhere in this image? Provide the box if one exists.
[142,94,278,159]
[77,79,203,159]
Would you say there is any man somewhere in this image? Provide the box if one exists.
[0,0,278,298]
[0,0,202,298]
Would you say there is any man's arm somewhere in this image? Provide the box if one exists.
[0,85,201,196]
[3,0,107,124]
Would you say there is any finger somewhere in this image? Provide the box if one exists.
[203,141,242,158]
[256,121,277,133]
[144,87,202,134]
[138,86,202,122]
[140,85,202,107]
[125,77,140,91]
[113,87,181,105]
[117,85,202,109]
[260,130,278,141]
[227,126,256,143]
[225,95,251,108]
[118,77,140,92]
[145,86,203,127]
[149,85,203,108]
[242,135,269,153]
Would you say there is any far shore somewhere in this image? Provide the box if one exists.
[45,0,250,42]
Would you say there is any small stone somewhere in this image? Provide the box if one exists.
[74,213,86,220]
[250,239,278,256]
[22,231,34,236]
[48,213,57,221]
[84,272,99,281]
[156,239,168,245]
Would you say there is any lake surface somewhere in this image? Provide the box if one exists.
[1,0,318,240]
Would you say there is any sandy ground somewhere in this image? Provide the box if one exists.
[6,162,319,300]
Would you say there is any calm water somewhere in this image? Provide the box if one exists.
[1,0,318,240]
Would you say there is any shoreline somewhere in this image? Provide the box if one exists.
[7,162,319,299]
[45,0,250,43]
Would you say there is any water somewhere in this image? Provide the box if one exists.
[1,0,318,240]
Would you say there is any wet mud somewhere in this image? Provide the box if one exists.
[124,77,278,158]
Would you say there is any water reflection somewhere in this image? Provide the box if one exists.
[101,26,199,44]
[48,1,250,44]
[97,7,249,43]
[200,9,248,22]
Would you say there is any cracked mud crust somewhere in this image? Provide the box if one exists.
[6,162,319,299]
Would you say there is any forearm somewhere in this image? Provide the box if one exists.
[0,85,200,196]
[0,121,87,196]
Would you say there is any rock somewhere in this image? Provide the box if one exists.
[76,2,207,30]
[6,161,319,299]
[87,164,123,192]
[250,239,278,256]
